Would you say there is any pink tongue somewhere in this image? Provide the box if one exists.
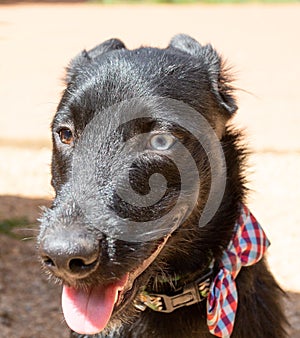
[62,275,128,335]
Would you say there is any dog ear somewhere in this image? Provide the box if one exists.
[66,38,126,83]
[169,34,237,119]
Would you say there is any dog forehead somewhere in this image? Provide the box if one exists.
[78,46,204,77]
[55,49,211,130]
[64,46,208,102]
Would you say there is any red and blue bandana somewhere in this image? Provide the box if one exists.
[207,204,270,337]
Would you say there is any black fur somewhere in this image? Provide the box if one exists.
[38,34,287,337]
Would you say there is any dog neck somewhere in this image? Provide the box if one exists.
[133,204,271,338]
[133,261,215,313]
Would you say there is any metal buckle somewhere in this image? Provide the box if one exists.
[134,268,213,313]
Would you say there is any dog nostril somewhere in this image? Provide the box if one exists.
[42,256,56,268]
[68,258,98,274]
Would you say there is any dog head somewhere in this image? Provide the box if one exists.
[38,34,237,335]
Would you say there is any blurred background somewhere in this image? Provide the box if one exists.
[0,1,299,337]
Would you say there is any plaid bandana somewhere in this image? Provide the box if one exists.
[207,204,270,337]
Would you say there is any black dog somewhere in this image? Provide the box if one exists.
[38,35,287,337]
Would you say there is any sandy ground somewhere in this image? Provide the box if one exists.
[0,3,299,337]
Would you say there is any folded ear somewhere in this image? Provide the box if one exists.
[169,34,237,119]
[66,38,126,84]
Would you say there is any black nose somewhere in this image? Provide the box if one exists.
[39,229,100,279]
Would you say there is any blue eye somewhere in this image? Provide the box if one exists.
[149,133,175,151]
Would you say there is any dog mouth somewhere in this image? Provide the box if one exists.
[61,235,170,335]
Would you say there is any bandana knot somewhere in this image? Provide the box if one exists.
[207,204,270,337]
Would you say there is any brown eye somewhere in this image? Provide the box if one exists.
[58,128,73,145]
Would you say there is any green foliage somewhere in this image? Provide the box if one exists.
[91,0,183,2]
[0,217,30,239]
[90,0,199,3]
[90,0,299,3]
